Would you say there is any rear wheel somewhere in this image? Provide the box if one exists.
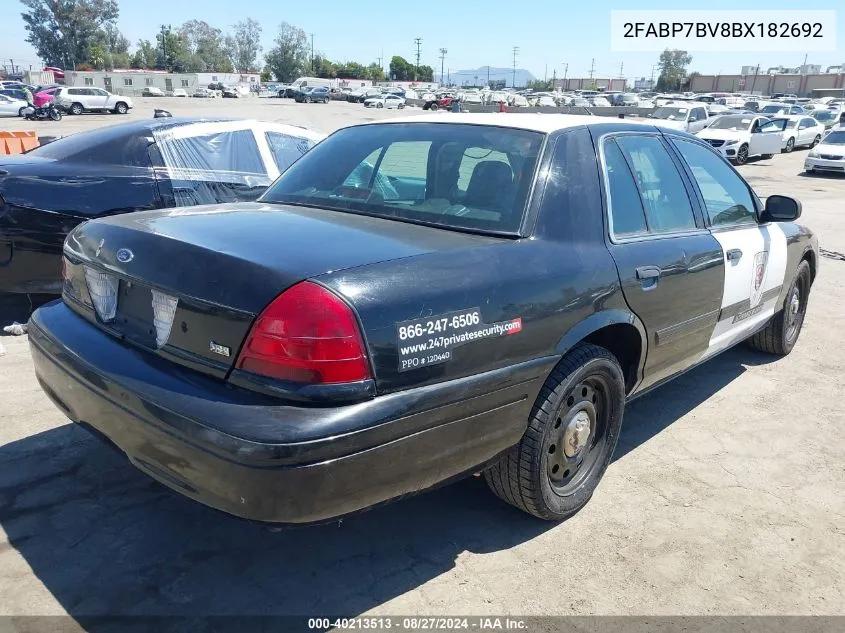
[746,260,811,356]
[429,103,439,111]
[376,102,383,108]
[114,102,128,114]
[49,108,61,121]
[733,144,749,165]
[18,107,25,117]
[70,102,84,115]
[784,137,795,153]
[484,343,625,521]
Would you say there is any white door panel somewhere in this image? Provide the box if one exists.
[704,223,788,358]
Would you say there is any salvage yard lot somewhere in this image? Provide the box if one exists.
[1,98,844,618]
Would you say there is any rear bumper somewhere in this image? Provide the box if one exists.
[29,301,552,524]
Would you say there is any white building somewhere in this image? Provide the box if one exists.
[65,69,259,96]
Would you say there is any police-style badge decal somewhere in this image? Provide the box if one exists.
[750,251,769,309]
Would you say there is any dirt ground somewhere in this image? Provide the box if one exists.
[1,98,844,620]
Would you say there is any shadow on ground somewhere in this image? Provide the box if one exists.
[0,346,776,620]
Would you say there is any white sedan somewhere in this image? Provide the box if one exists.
[695,114,783,164]
[804,128,845,175]
[769,116,825,153]
[0,93,28,117]
[364,94,405,109]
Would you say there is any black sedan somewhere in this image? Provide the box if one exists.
[0,117,324,295]
[30,114,818,524]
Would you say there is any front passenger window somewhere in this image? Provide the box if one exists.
[615,135,697,233]
[671,139,756,227]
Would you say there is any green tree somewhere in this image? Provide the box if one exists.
[260,67,272,82]
[20,0,119,68]
[265,22,309,83]
[417,65,434,82]
[227,18,262,73]
[526,79,552,91]
[656,49,692,92]
[365,63,385,82]
[155,27,188,71]
[389,55,413,81]
[131,39,157,69]
[313,56,337,78]
[179,20,233,72]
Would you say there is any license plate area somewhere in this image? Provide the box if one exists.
[113,280,158,349]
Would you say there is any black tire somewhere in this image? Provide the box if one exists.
[398,103,405,109]
[114,102,128,114]
[484,343,626,521]
[762,154,774,159]
[784,137,795,153]
[811,135,821,147]
[429,103,438,111]
[18,107,26,117]
[70,102,84,115]
[49,108,61,121]
[376,102,383,108]
[305,96,311,103]
[734,144,749,165]
[746,260,812,356]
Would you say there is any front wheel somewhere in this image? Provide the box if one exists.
[429,103,438,111]
[784,137,795,153]
[811,135,821,147]
[49,108,61,121]
[746,260,812,356]
[376,102,383,108]
[484,343,625,521]
[114,102,128,114]
[398,103,405,109]
[733,144,749,165]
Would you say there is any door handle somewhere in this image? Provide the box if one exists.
[726,248,743,262]
[635,266,662,290]
[636,266,662,280]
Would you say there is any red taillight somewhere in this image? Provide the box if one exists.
[235,281,371,384]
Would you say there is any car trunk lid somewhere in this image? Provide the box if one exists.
[63,201,496,382]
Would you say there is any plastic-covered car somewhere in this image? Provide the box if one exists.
[0,117,324,294]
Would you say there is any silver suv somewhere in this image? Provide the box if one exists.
[54,87,134,115]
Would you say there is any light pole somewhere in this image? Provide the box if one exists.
[512,46,519,88]
[310,33,315,73]
[439,48,447,85]
[414,38,422,81]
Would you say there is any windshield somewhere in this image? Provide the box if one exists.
[812,111,835,121]
[760,105,786,113]
[648,107,689,120]
[822,131,845,144]
[707,116,753,131]
[260,123,545,235]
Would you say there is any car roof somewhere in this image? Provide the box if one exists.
[361,113,657,134]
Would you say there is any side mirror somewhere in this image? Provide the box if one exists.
[760,195,801,222]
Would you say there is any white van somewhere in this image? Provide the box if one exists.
[289,77,333,90]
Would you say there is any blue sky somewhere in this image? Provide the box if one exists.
[1,0,842,81]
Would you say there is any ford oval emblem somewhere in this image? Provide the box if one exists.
[116,248,134,263]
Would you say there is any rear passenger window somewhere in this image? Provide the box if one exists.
[604,140,647,236]
[615,135,697,233]
[671,139,756,227]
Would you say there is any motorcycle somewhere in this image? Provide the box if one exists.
[22,103,62,121]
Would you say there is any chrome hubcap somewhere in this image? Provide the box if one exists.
[563,410,592,457]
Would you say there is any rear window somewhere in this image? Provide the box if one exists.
[260,123,544,234]
[26,126,152,166]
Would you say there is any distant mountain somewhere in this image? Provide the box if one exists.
[438,66,536,87]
